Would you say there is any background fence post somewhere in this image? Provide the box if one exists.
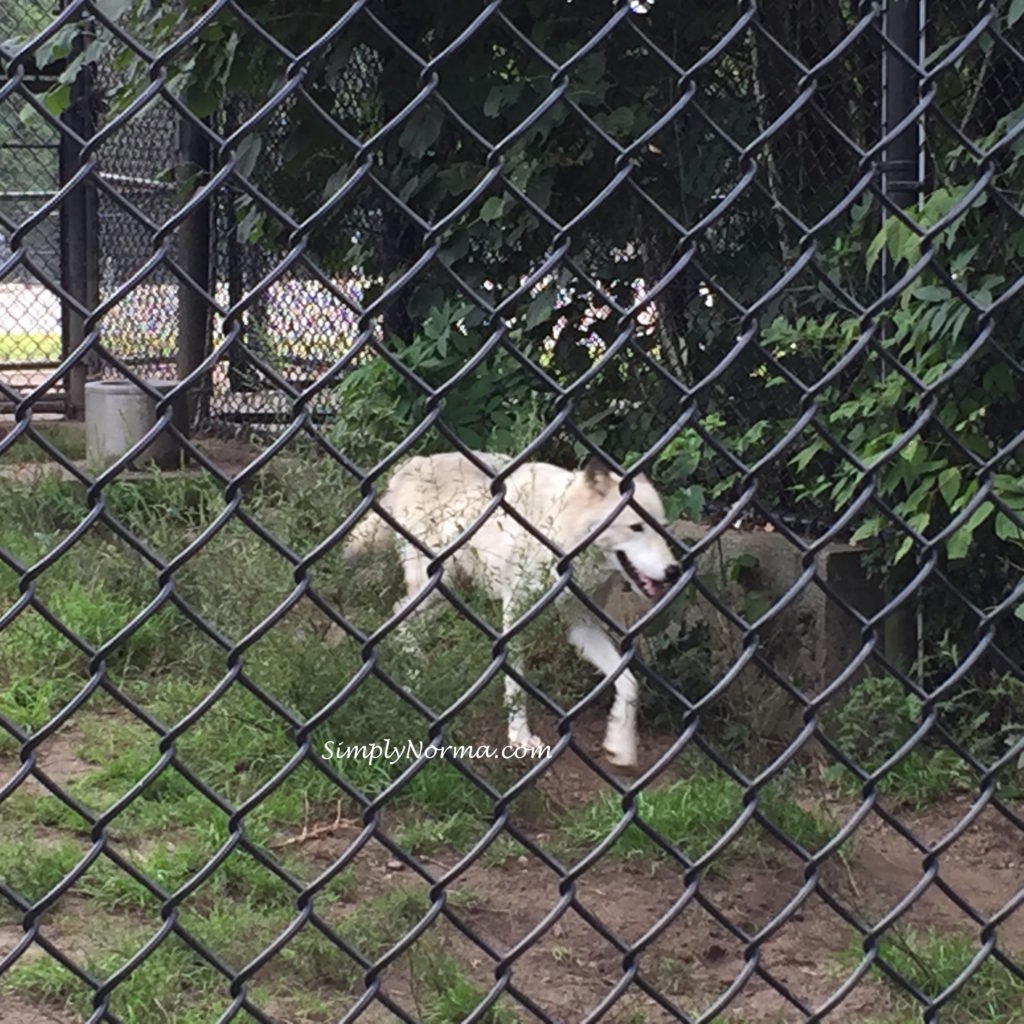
[59,18,98,419]
[880,0,925,672]
[176,116,212,434]
[881,0,925,214]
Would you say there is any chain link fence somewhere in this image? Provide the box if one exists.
[0,0,64,399]
[1,2,1023,1022]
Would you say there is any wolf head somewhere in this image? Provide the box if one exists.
[580,458,680,601]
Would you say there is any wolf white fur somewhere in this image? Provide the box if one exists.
[345,451,679,767]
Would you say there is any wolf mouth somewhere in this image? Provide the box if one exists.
[617,552,667,601]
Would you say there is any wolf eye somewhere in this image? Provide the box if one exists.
[629,523,645,533]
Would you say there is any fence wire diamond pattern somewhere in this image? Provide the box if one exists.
[1,2,1023,1023]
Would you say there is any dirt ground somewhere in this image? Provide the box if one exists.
[265,764,1024,1023]
[1,432,1022,1021]
[3,712,1022,1024]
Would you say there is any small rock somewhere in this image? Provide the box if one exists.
[517,855,529,866]
[386,859,404,871]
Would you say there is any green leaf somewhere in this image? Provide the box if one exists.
[525,291,555,329]
[983,362,1015,396]
[236,204,264,243]
[995,513,1024,543]
[894,534,914,563]
[901,436,922,464]
[741,590,772,622]
[679,484,705,522]
[186,83,220,118]
[993,476,1024,510]
[731,552,759,574]
[937,467,961,508]
[483,82,522,118]
[951,479,978,513]
[894,221,923,264]
[1010,0,1024,27]
[906,511,930,535]
[398,104,443,159]
[665,484,704,523]
[234,133,262,180]
[946,501,994,560]
[596,107,635,136]
[850,517,884,545]
[911,285,951,302]
[34,24,78,67]
[791,439,825,472]
[479,196,504,222]
[42,83,70,116]
[1015,601,1024,622]
[866,223,888,272]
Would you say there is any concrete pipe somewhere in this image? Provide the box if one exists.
[84,379,181,470]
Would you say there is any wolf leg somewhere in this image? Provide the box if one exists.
[389,545,444,656]
[501,600,545,753]
[567,620,639,768]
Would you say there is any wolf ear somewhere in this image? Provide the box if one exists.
[583,456,615,495]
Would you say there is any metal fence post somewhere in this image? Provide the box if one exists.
[58,16,98,419]
[176,116,212,433]
[881,0,925,213]
[880,0,925,672]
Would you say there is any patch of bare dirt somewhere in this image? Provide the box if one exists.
[4,893,126,953]
[0,721,93,803]
[850,797,1024,948]
[315,794,1022,1024]
[245,720,1024,1022]
[0,995,77,1024]
[4,695,1022,1023]
[193,435,265,478]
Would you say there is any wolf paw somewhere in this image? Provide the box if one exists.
[508,729,546,755]
[602,729,638,768]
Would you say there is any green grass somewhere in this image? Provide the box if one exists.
[0,420,88,464]
[561,771,839,863]
[839,927,1024,1023]
[418,952,520,1024]
[3,446,1018,1023]
[0,835,90,908]
[0,330,61,362]
[3,846,422,1018]
[4,927,253,1024]
[0,459,571,1019]
[822,674,1024,809]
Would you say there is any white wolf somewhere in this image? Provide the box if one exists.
[344,451,680,767]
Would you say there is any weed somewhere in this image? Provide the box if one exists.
[561,773,837,863]
[478,834,522,867]
[393,809,489,854]
[824,674,993,808]
[840,927,1024,1024]
[642,952,691,997]
[0,420,86,463]
[418,951,520,1024]
[0,834,88,904]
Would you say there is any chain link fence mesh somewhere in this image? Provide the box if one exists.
[0,0,64,397]
[1,1,1023,1022]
